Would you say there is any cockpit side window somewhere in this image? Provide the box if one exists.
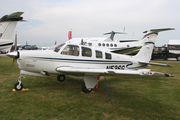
[88,42,92,46]
[96,50,102,58]
[105,53,112,59]
[61,45,79,56]
[54,43,65,52]
[82,47,92,57]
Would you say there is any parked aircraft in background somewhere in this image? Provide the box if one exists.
[0,12,24,52]
[21,41,38,50]
[7,28,174,93]
[67,29,174,55]
[11,42,38,51]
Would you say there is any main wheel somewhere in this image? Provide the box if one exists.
[14,82,23,91]
[176,56,180,61]
[82,83,92,93]
[57,75,65,82]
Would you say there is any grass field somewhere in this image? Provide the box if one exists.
[0,57,180,120]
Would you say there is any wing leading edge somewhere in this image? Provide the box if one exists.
[56,67,173,77]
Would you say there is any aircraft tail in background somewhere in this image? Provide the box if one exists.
[133,28,175,63]
[0,12,24,40]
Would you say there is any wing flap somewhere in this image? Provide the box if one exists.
[56,67,107,74]
[139,61,172,67]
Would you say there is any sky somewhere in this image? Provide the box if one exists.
[1,0,180,47]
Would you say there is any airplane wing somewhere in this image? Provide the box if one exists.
[56,66,173,77]
[110,46,141,55]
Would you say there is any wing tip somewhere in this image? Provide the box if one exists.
[165,73,174,77]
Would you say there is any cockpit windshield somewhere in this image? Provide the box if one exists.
[51,43,66,52]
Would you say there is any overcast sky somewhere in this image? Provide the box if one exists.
[1,0,179,47]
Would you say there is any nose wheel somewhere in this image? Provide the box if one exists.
[14,82,23,91]
[14,76,24,91]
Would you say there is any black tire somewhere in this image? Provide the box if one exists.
[57,75,65,82]
[82,83,92,93]
[176,56,180,61]
[14,82,23,91]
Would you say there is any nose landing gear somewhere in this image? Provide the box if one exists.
[14,74,24,91]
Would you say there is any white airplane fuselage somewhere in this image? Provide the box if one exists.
[17,43,145,76]
[0,39,13,51]
[85,40,142,51]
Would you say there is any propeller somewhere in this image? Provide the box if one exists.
[13,31,19,65]
[7,31,19,65]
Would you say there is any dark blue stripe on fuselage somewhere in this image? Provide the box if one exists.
[0,42,13,47]
[32,57,132,63]
[145,42,155,45]
[30,57,148,69]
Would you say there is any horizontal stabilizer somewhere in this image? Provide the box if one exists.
[139,61,172,67]
[104,31,127,35]
[143,28,175,33]
[0,12,24,22]
[103,31,127,40]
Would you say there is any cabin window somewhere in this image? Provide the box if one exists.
[110,44,113,47]
[98,43,101,46]
[105,53,111,59]
[61,45,79,56]
[82,47,92,57]
[54,43,65,52]
[83,42,87,45]
[0,33,2,38]
[102,43,105,47]
[106,43,109,47]
[96,50,102,58]
[88,42,92,46]
[114,44,117,47]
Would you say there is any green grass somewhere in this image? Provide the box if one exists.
[0,57,180,120]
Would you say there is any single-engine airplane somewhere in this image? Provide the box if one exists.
[0,12,24,51]
[7,28,174,93]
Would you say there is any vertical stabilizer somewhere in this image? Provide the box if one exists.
[133,42,154,63]
[0,12,24,39]
[138,28,175,46]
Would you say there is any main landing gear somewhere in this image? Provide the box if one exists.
[57,74,92,93]
[82,83,92,93]
[57,75,65,82]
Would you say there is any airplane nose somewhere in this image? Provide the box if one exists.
[16,51,20,59]
[7,51,20,63]
[6,51,18,58]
